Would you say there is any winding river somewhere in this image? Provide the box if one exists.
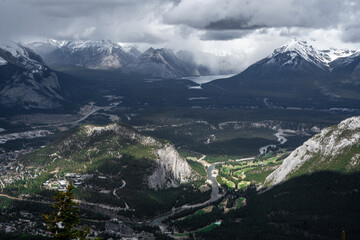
[149,162,224,232]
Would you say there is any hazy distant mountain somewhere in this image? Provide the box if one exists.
[0,41,63,109]
[29,39,242,77]
[29,40,139,70]
[122,47,200,78]
[176,50,212,76]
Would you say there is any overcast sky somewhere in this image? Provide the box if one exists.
[1,0,360,71]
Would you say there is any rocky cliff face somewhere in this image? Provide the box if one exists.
[265,116,360,185]
[149,144,194,189]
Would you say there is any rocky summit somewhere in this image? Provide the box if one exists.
[122,47,200,78]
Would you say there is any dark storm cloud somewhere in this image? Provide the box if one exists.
[27,0,142,18]
[205,17,264,30]
[0,0,359,44]
[163,0,342,29]
[163,0,360,42]
[0,0,174,42]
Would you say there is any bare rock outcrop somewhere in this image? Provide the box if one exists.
[265,116,360,185]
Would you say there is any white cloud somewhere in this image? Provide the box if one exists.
[0,0,360,73]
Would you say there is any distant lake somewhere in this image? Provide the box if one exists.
[183,74,236,85]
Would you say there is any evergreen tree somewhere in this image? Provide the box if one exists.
[43,183,90,240]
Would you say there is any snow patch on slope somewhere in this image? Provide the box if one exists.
[29,40,139,70]
[266,39,357,70]
[0,56,7,66]
[0,41,46,70]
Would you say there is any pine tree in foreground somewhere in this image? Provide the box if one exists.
[43,183,91,240]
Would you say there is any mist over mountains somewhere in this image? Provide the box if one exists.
[27,39,242,76]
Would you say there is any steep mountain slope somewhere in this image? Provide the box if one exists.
[265,116,360,185]
[205,40,329,99]
[122,47,200,78]
[123,45,142,58]
[0,41,63,109]
[29,40,138,70]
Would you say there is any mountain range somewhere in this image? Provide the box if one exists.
[29,40,138,70]
[29,40,201,78]
[22,39,360,81]
[1,39,359,110]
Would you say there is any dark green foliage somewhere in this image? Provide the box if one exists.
[0,231,50,240]
[118,186,211,218]
[168,206,223,232]
[197,171,360,240]
[243,166,278,184]
[43,184,91,240]
[186,159,207,177]
[174,188,211,208]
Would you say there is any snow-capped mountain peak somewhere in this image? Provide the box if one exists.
[0,41,46,71]
[268,39,328,70]
[30,39,66,48]
[64,40,122,53]
[122,45,142,57]
[29,39,140,70]
[263,39,359,72]
[276,39,311,53]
